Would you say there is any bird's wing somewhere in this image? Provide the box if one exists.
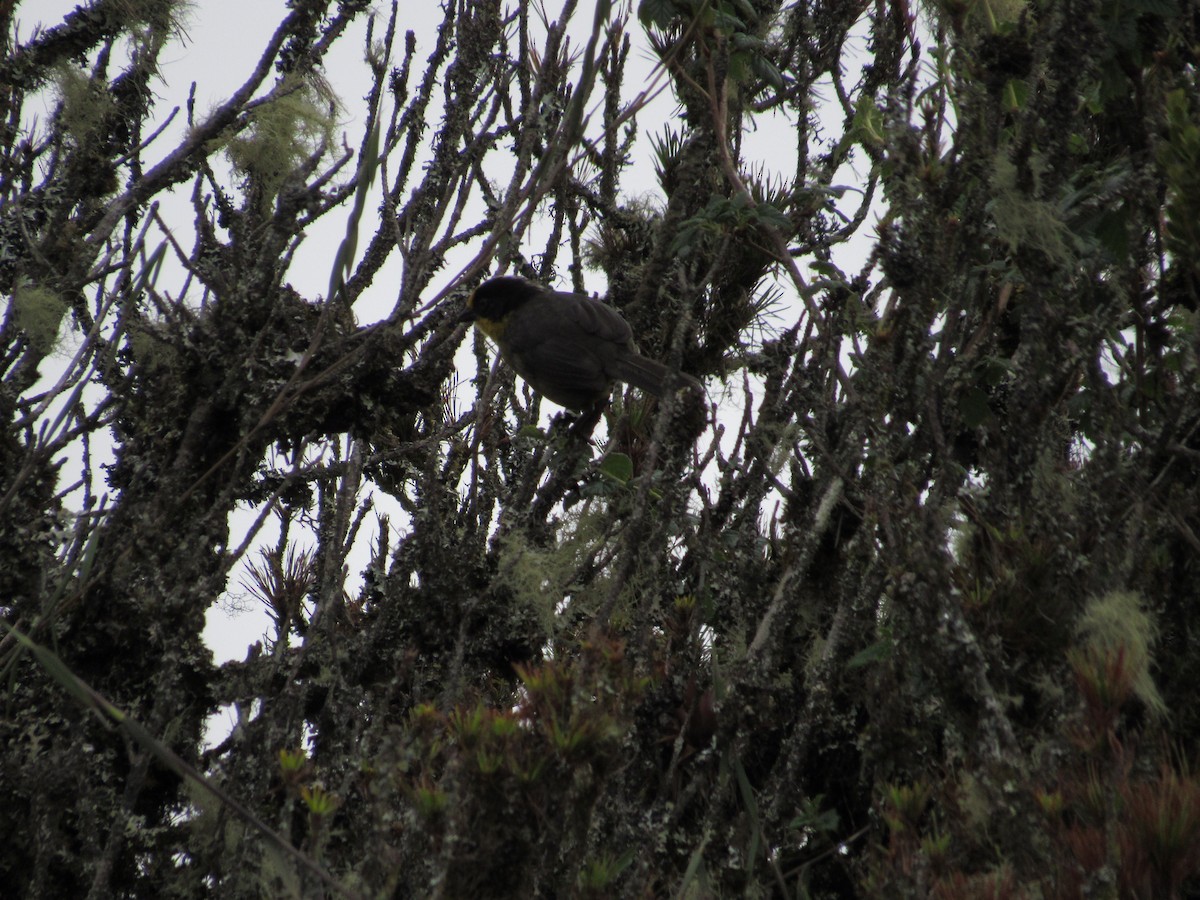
[501,296,613,403]
[558,293,634,346]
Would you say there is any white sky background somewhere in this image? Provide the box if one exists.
[20,2,881,678]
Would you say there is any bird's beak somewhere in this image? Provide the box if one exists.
[457,290,478,323]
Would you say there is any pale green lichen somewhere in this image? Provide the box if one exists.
[222,75,339,209]
[12,284,69,355]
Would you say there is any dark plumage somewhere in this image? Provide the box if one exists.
[459,276,703,411]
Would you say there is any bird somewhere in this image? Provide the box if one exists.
[458,275,703,411]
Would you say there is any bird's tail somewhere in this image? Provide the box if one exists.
[613,353,704,401]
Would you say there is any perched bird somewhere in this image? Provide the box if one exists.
[458,276,703,411]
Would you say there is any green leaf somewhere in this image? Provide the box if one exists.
[1002,79,1028,113]
[853,101,885,147]
[753,201,792,230]
[810,260,846,279]
[733,758,762,873]
[788,795,841,834]
[710,10,746,32]
[847,638,893,669]
[638,0,678,28]
[750,53,786,90]
[599,452,634,485]
[729,33,764,52]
